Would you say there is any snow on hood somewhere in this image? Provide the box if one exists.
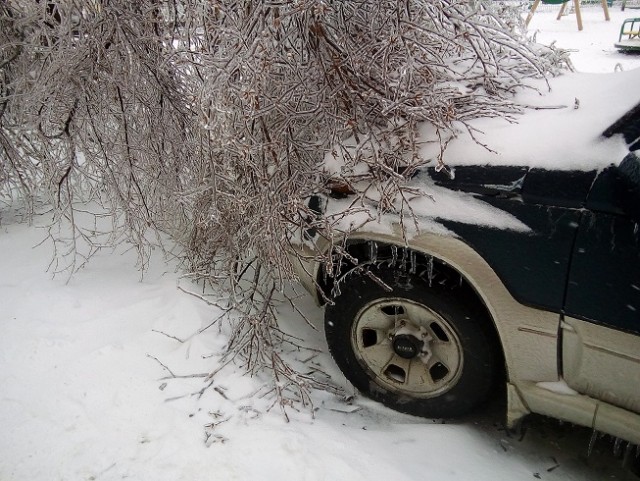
[319,69,640,235]
[418,68,640,171]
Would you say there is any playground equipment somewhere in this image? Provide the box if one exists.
[622,0,640,11]
[525,0,610,31]
[615,17,640,50]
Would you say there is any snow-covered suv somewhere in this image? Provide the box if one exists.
[294,95,640,448]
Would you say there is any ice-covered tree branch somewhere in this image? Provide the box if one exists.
[0,0,570,411]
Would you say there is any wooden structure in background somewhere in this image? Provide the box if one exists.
[526,0,611,31]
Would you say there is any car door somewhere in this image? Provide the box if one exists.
[563,153,640,414]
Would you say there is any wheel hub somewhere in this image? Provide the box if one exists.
[392,334,424,359]
[350,298,464,397]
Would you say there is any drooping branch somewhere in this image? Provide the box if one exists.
[0,0,569,410]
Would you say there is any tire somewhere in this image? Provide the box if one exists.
[325,266,501,419]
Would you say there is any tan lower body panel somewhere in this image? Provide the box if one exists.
[562,317,640,414]
[509,381,640,445]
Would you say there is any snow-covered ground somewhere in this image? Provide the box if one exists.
[2,8,640,481]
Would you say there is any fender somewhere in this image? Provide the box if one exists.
[295,229,561,385]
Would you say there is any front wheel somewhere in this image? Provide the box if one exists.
[325,267,501,418]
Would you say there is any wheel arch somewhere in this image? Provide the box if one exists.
[314,230,560,385]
